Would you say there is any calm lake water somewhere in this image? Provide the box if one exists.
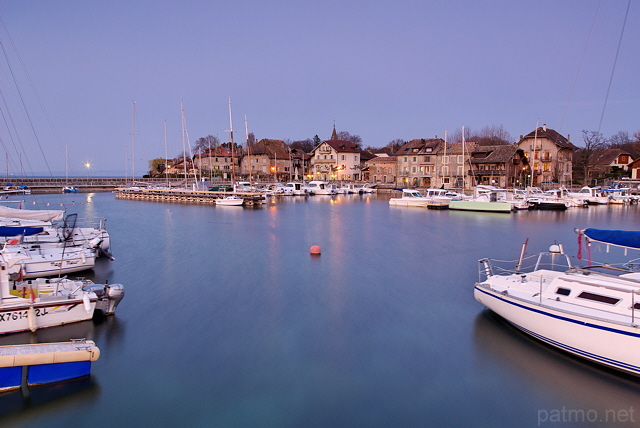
[1,192,640,427]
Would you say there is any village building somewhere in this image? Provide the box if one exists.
[309,127,361,181]
[587,148,634,182]
[394,138,444,187]
[192,146,238,181]
[468,144,528,188]
[366,153,397,184]
[516,125,576,187]
[240,139,291,181]
[437,141,478,191]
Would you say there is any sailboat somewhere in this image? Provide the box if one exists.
[62,145,78,193]
[219,98,244,207]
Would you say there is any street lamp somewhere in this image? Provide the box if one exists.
[85,162,92,179]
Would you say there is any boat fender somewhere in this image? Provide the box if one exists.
[28,306,37,332]
[82,293,92,312]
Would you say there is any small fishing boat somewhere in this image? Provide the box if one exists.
[474,228,640,376]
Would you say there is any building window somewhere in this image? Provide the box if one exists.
[443,156,450,164]
[457,155,463,164]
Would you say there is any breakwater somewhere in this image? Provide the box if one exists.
[6,178,184,193]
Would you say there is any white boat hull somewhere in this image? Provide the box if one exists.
[474,284,640,375]
[0,296,97,335]
[388,198,430,207]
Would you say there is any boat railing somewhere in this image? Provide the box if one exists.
[477,251,573,283]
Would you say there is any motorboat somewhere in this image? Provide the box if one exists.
[566,186,609,205]
[358,183,377,194]
[283,182,307,196]
[216,195,244,206]
[62,185,79,193]
[0,208,112,258]
[2,242,96,279]
[448,186,514,213]
[305,181,335,195]
[474,228,640,376]
[423,188,455,208]
[388,189,430,207]
[0,250,124,335]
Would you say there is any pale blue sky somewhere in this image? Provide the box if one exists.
[1,0,637,176]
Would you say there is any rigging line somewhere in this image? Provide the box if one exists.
[0,18,67,159]
[0,38,53,177]
[560,0,601,131]
[597,0,631,133]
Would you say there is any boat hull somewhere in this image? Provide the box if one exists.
[474,284,640,376]
[0,297,97,335]
[449,200,513,213]
[388,198,430,207]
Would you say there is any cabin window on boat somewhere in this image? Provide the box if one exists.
[556,287,571,296]
[633,303,640,310]
[577,291,620,305]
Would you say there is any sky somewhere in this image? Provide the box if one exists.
[0,0,638,177]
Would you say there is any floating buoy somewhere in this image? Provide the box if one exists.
[310,245,321,255]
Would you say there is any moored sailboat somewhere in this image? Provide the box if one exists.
[474,228,640,376]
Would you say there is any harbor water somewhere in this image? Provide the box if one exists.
[1,192,640,427]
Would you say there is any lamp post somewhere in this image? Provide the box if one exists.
[84,162,92,180]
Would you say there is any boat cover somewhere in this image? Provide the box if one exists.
[582,228,640,250]
[0,206,64,221]
[0,226,44,237]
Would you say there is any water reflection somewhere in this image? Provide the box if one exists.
[473,310,640,410]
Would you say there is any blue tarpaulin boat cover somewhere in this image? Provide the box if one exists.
[582,228,640,250]
[0,226,44,237]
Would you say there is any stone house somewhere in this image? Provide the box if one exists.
[468,144,528,188]
[241,139,291,181]
[192,146,238,180]
[366,154,397,184]
[437,141,478,191]
[516,125,576,186]
[395,138,444,187]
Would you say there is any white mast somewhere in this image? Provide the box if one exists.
[245,114,253,186]
[531,120,539,188]
[163,120,169,188]
[462,125,466,191]
[180,100,187,180]
[131,101,135,184]
[227,98,236,184]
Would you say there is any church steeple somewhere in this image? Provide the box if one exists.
[330,122,338,140]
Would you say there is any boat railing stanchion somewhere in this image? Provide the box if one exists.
[515,238,528,274]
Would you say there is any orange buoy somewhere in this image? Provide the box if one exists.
[310,245,321,255]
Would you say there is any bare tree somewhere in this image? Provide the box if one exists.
[475,125,513,145]
[290,139,315,153]
[193,135,219,154]
[385,138,404,153]
[575,130,607,185]
[337,131,363,148]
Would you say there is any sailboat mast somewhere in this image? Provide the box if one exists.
[163,120,168,188]
[181,100,188,180]
[462,125,466,192]
[131,101,135,184]
[228,98,236,184]
[245,114,252,186]
[531,120,539,188]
